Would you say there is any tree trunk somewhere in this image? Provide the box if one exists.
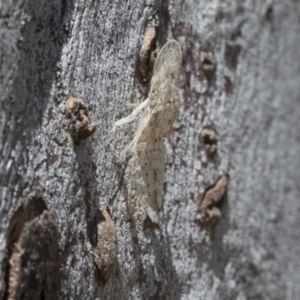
[1,0,300,299]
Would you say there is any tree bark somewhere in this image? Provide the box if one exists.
[1,0,300,299]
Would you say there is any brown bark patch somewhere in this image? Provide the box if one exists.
[65,95,97,144]
[199,175,229,227]
[5,189,61,300]
[92,205,117,283]
[138,15,160,82]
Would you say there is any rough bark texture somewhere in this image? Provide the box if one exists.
[1,0,300,299]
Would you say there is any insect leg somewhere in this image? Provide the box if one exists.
[111,98,149,132]
[126,103,140,108]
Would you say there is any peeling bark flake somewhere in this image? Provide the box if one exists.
[92,205,117,283]
[199,175,229,227]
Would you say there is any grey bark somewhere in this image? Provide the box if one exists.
[1,0,300,299]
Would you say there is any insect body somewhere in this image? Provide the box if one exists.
[112,40,182,160]
[112,40,182,223]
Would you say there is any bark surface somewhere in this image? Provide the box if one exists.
[1,0,300,299]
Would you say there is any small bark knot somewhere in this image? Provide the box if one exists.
[65,95,97,143]
[199,174,229,227]
[199,51,216,75]
[199,127,218,157]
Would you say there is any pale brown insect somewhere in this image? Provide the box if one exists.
[112,40,182,223]
[112,40,182,161]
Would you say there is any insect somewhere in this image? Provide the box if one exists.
[112,40,182,161]
[112,40,182,223]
